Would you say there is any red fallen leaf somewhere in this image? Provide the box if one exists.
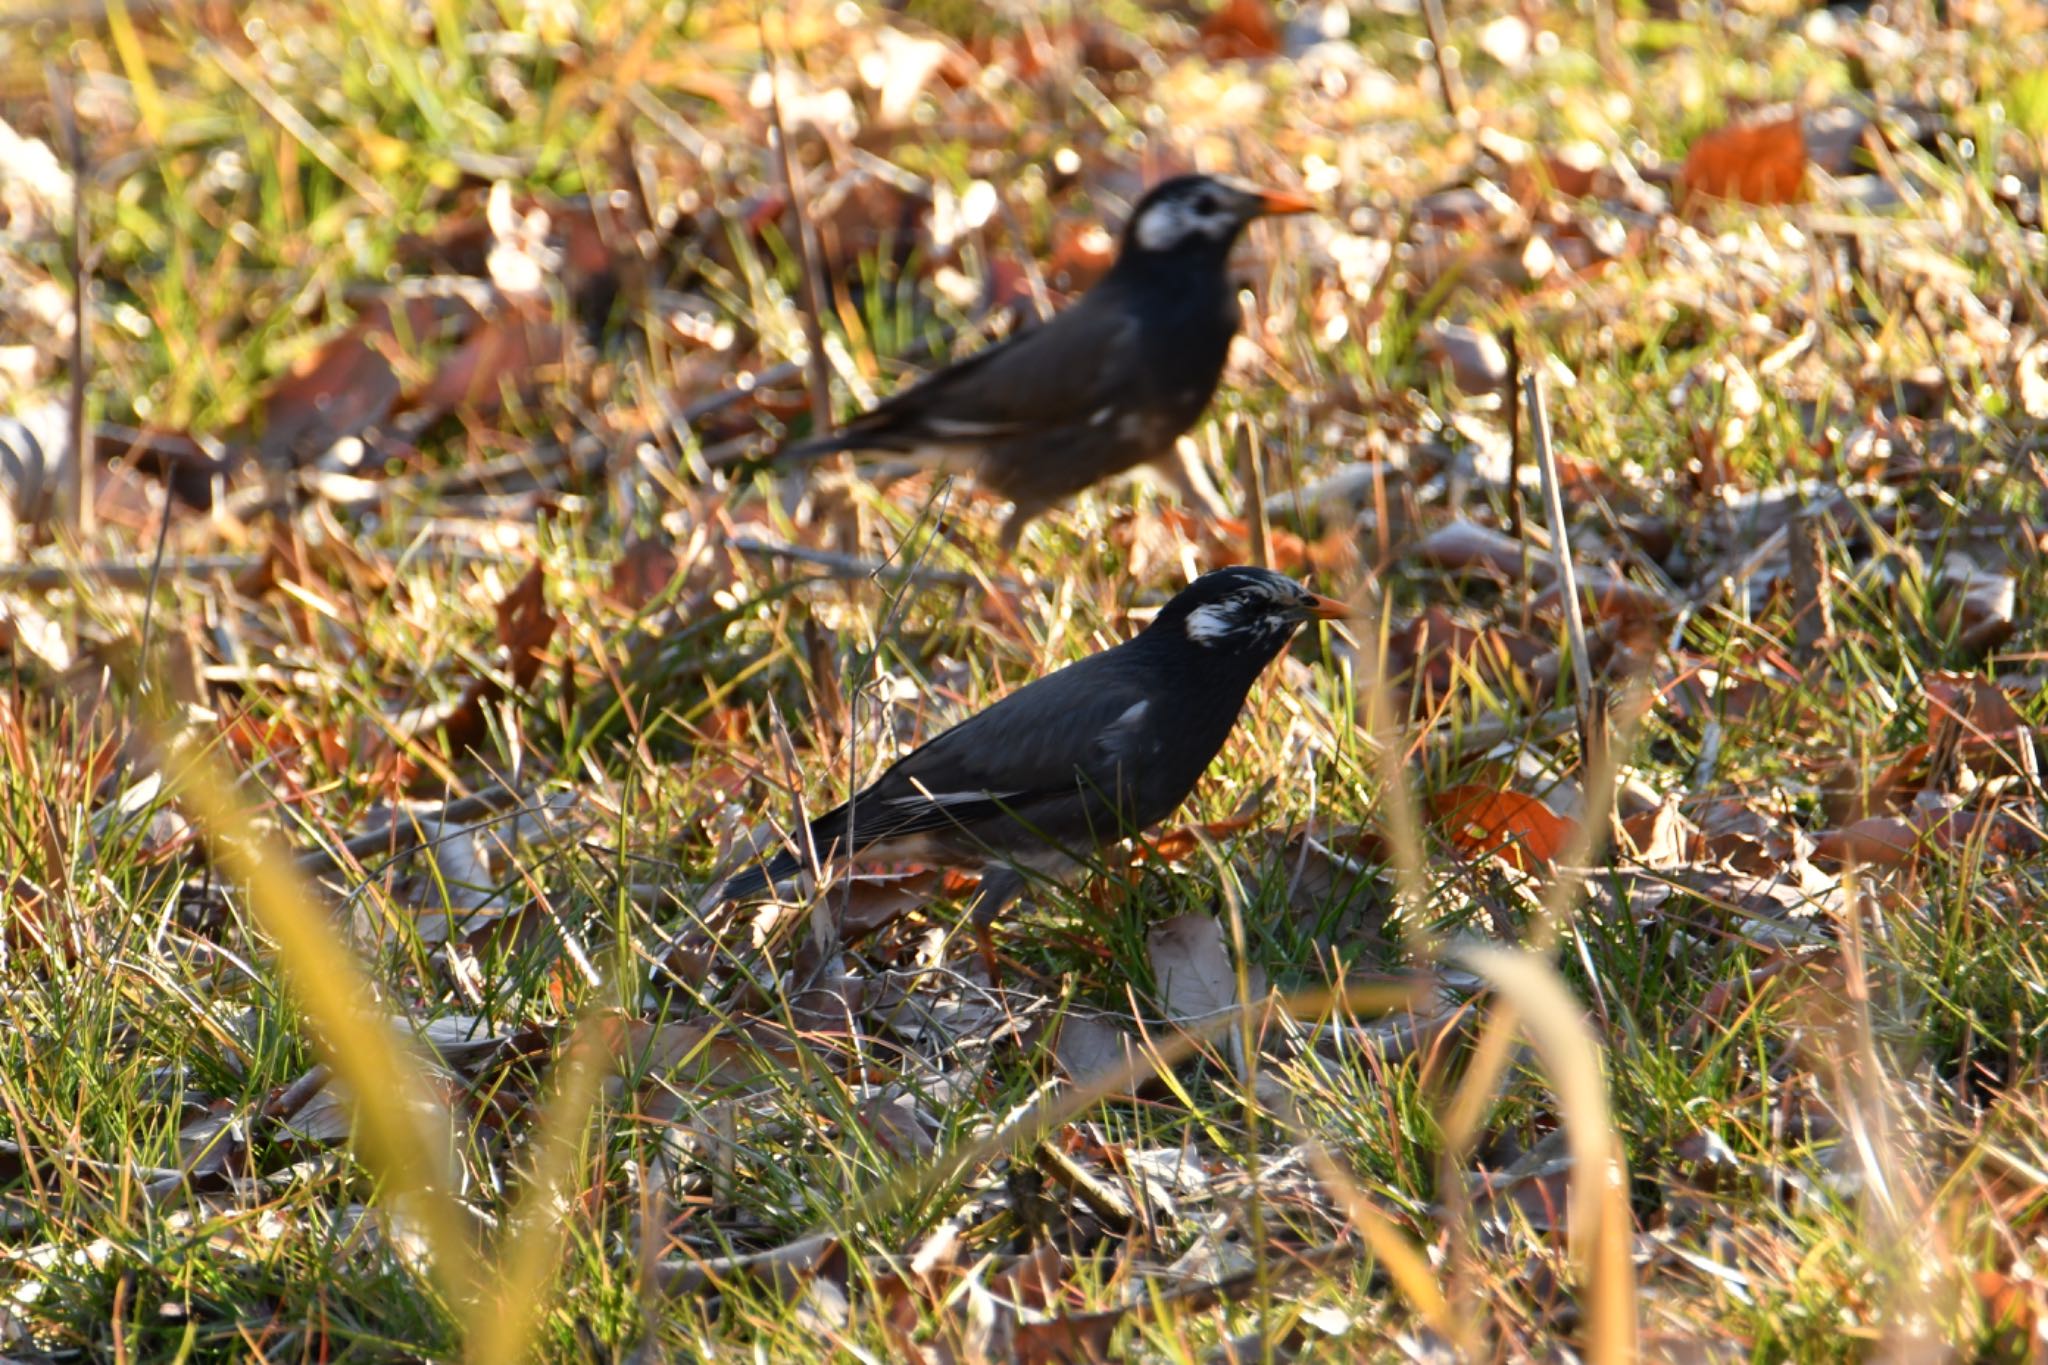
[1677,115,1807,210]
[434,564,561,757]
[1200,0,1281,60]
[1133,811,1264,864]
[1429,785,1574,871]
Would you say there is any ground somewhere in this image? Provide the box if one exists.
[2,0,2048,1360]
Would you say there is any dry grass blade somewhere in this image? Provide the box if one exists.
[1452,944,1637,1363]
[153,723,484,1313]
[1289,1116,1455,1338]
[828,982,1418,1239]
[466,1016,614,1364]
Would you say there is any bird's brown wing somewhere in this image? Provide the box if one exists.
[844,290,1144,445]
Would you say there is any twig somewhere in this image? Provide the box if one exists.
[0,544,519,591]
[726,535,1021,593]
[1505,329,1532,635]
[1032,1139,1136,1235]
[45,64,90,537]
[1418,0,1467,123]
[1524,372,1600,764]
[758,17,835,445]
[295,781,530,875]
[1233,420,1270,570]
[1787,505,1834,665]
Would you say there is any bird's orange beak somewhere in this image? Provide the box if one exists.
[1304,593,1352,620]
[1250,186,1317,217]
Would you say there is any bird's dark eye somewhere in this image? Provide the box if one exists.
[1194,193,1220,213]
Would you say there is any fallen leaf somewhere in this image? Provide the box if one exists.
[605,538,682,612]
[1053,1015,1145,1092]
[1619,799,1702,869]
[1923,671,2025,737]
[1933,562,2016,654]
[433,563,560,757]
[1413,519,1527,576]
[1813,805,2036,870]
[1678,115,1807,210]
[1199,0,1281,60]
[1429,785,1574,871]
[1421,321,1510,395]
[1148,913,1264,1024]
[401,297,562,425]
[260,295,455,465]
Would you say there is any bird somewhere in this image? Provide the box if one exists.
[718,566,1349,932]
[776,173,1315,549]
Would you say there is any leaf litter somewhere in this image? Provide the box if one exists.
[1,0,2047,1359]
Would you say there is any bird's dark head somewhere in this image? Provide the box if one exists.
[1148,566,1350,656]
[1119,174,1315,260]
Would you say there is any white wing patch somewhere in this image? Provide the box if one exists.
[923,416,1021,438]
[1093,699,1154,762]
[886,787,1021,807]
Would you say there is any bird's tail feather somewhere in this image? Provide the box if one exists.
[715,847,800,904]
[775,428,860,465]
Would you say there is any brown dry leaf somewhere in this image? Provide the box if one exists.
[1052,1014,1145,1092]
[853,1092,936,1162]
[612,1015,801,1102]
[260,294,461,465]
[1259,825,1392,936]
[1677,115,1807,210]
[434,563,560,756]
[1531,565,1676,625]
[1924,670,2026,736]
[605,538,683,613]
[1933,563,2017,654]
[832,870,941,940]
[1813,805,2036,870]
[1388,605,1546,700]
[1619,799,1703,869]
[1420,322,1510,395]
[1199,0,1281,60]
[1429,785,1575,871]
[1692,949,1844,1028]
[402,298,562,426]
[1148,913,1264,1024]
[1413,519,1526,576]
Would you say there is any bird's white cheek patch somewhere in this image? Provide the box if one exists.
[1184,601,1240,644]
[1133,201,1190,252]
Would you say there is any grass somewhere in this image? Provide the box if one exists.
[5,0,2048,1359]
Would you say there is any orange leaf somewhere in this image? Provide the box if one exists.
[1200,0,1281,59]
[1678,116,1807,210]
[1429,785,1574,870]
